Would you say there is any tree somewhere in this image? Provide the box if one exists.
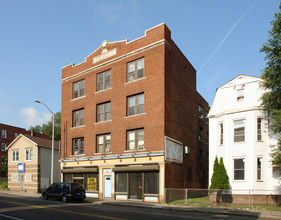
[210,156,230,190]
[29,112,61,141]
[1,157,8,172]
[260,3,281,167]
[209,156,219,190]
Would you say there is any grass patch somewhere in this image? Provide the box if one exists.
[0,181,7,190]
[168,196,281,211]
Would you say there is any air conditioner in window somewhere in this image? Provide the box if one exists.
[74,151,78,155]
[105,148,110,153]
[138,145,144,149]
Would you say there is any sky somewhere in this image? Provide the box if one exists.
[0,0,279,129]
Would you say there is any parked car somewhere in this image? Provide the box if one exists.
[42,182,86,202]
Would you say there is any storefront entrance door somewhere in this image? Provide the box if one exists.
[129,172,142,200]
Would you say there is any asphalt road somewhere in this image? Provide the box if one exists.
[0,195,259,220]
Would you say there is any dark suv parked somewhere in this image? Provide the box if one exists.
[42,182,86,202]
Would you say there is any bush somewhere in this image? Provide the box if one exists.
[0,181,8,190]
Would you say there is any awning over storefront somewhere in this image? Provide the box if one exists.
[61,167,98,173]
[112,165,159,172]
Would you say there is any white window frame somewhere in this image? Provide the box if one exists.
[233,119,245,143]
[237,89,244,101]
[233,158,245,181]
[11,173,19,182]
[257,118,262,141]
[219,123,223,145]
[12,150,19,162]
[25,149,33,161]
[257,157,263,181]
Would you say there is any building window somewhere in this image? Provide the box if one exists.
[198,127,203,141]
[97,134,111,153]
[1,130,7,139]
[234,158,245,180]
[73,79,85,99]
[115,173,127,193]
[15,133,18,138]
[25,149,33,161]
[237,89,244,101]
[127,93,144,116]
[1,156,5,164]
[144,172,159,194]
[257,157,262,181]
[257,118,262,141]
[187,167,192,181]
[199,105,203,119]
[73,138,84,155]
[234,119,245,142]
[97,70,111,91]
[127,58,144,82]
[1,143,6,152]
[73,109,85,127]
[12,150,19,162]
[220,123,223,145]
[97,102,111,122]
[127,129,144,150]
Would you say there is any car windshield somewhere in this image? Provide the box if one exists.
[71,183,83,191]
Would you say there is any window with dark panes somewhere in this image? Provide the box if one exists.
[199,105,203,119]
[127,93,144,116]
[97,102,111,122]
[234,158,245,180]
[115,173,127,193]
[73,80,85,99]
[198,127,203,141]
[97,70,111,91]
[257,118,262,141]
[144,172,159,194]
[73,137,84,155]
[127,58,144,82]
[257,157,262,181]
[127,129,144,150]
[220,123,223,145]
[97,134,111,153]
[73,109,84,127]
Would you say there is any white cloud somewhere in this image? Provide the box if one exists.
[91,1,123,22]
[20,107,51,127]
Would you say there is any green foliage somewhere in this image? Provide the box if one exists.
[1,157,8,172]
[210,156,230,190]
[260,3,281,167]
[29,111,61,141]
[0,181,7,190]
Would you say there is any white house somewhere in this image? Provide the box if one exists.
[209,75,281,197]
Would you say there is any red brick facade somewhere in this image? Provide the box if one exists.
[61,23,209,201]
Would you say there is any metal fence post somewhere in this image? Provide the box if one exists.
[185,188,188,205]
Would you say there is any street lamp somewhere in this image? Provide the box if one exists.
[34,99,55,185]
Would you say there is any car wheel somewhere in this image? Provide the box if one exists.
[42,193,48,200]
[62,195,68,202]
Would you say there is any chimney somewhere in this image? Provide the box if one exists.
[31,130,34,136]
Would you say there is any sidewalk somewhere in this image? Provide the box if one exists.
[1,190,281,219]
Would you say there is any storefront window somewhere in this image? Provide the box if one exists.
[144,172,159,194]
[84,173,99,191]
[115,173,127,193]
[63,174,72,182]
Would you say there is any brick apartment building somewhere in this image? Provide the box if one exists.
[60,23,209,203]
[0,123,49,179]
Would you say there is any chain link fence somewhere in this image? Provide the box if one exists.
[165,188,281,207]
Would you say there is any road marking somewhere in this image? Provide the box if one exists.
[0,200,126,220]
[0,213,23,220]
